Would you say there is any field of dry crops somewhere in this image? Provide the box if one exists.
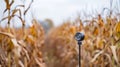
[42,14,120,67]
[0,0,120,67]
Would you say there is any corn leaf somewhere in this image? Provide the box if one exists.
[24,0,33,15]
[110,45,120,66]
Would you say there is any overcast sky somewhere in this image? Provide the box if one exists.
[0,0,119,27]
[32,0,110,26]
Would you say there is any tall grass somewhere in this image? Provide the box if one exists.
[0,0,46,67]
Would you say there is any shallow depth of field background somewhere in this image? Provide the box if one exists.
[0,0,120,67]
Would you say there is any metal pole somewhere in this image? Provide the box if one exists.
[79,44,81,67]
[78,41,81,67]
